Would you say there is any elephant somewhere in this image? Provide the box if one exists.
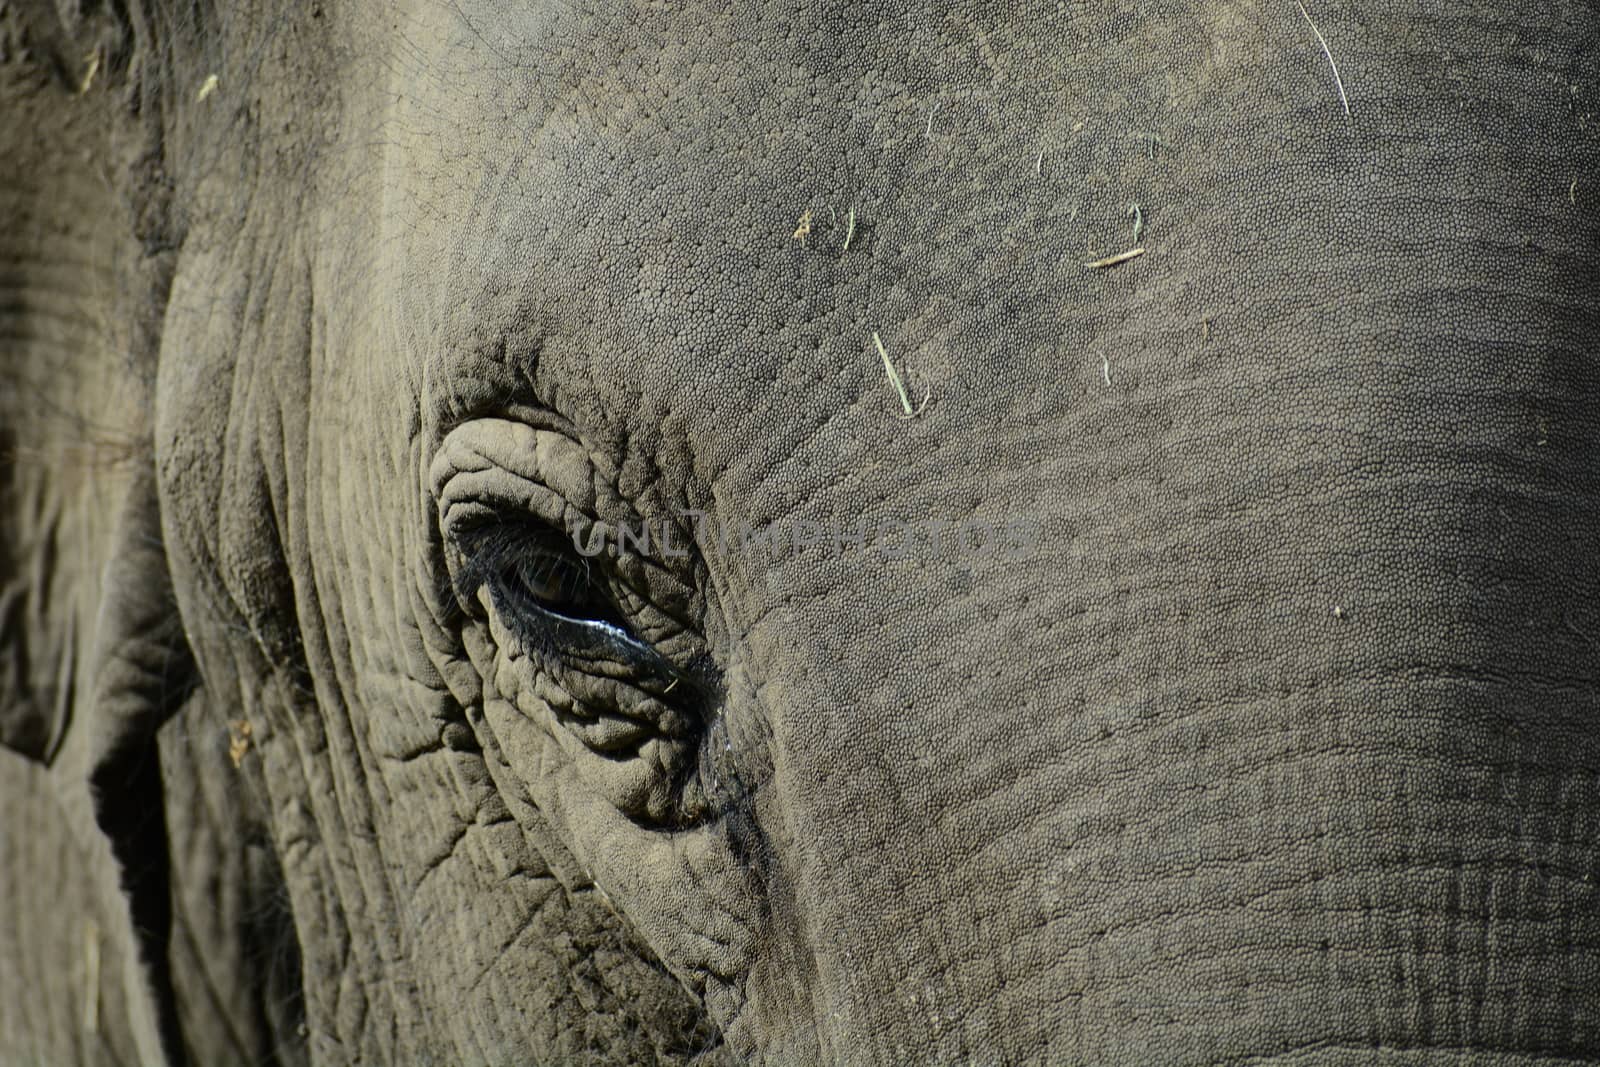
[3,0,1600,1062]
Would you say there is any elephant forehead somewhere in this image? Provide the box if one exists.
[379,3,1169,467]
[372,1,1595,517]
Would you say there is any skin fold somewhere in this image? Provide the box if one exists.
[3,1,1599,1063]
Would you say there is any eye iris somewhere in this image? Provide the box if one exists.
[459,523,638,642]
[509,555,595,612]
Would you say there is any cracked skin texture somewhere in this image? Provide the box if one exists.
[3,0,1600,1063]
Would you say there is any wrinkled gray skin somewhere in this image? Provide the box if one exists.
[4,1,1600,1063]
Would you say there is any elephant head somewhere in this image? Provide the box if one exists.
[4,1,1600,1063]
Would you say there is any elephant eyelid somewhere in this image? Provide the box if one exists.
[430,428,712,701]
[455,522,621,623]
[451,521,690,685]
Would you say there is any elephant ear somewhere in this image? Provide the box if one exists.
[0,0,139,762]
[1,12,195,1063]
[1,0,193,757]
[3,0,131,95]
[0,616,65,762]
[0,446,197,1067]
[60,463,197,1066]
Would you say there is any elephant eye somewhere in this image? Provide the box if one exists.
[429,419,725,825]
[480,526,618,623]
[456,523,635,639]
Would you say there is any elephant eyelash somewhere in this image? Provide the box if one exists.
[457,523,621,620]
[453,521,692,691]
[456,524,629,634]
